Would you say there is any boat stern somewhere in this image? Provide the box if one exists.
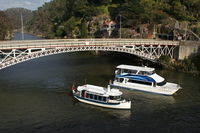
[162,82,182,95]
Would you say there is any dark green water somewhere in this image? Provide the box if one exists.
[0,33,199,133]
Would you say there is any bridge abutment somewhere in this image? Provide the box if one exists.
[178,41,200,60]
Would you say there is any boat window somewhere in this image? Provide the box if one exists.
[109,96,114,100]
[98,96,102,101]
[130,70,137,74]
[86,93,89,98]
[115,69,120,74]
[122,69,129,73]
[128,79,152,86]
[115,78,123,83]
[120,69,137,74]
[109,96,121,100]
[115,96,121,100]
[94,95,97,100]
[149,71,154,75]
[119,78,124,83]
[138,71,153,75]
[153,82,156,87]
[103,97,107,102]
[81,90,85,97]
[157,81,166,86]
[138,71,147,75]
[89,94,93,99]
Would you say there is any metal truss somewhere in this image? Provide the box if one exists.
[126,44,177,59]
[0,43,177,70]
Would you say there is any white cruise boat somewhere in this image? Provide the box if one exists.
[111,65,181,96]
[72,84,131,109]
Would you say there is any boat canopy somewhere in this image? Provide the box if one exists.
[77,84,122,96]
[116,65,155,72]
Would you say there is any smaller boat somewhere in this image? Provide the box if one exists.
[72,84,131,110]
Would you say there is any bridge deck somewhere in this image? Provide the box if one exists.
[0,39,179,50]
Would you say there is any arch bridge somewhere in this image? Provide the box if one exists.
[0,39,179,70]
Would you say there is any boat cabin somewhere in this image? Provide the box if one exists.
[114,65,167,87]
[76,84,122,103]
[115,64,155,76]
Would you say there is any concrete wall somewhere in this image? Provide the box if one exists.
[178,41,200,60]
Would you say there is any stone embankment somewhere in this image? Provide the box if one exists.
[178,41,200,60]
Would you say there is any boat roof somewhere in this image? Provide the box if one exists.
[116,64,155,72]
[77,84,122,96]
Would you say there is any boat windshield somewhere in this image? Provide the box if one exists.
[157,81,166,86]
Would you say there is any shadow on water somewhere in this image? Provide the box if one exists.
[73,101,132,120]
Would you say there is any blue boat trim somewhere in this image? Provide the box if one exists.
[116,74,156,83]
[110,84,171,96]
[74,95,121,105]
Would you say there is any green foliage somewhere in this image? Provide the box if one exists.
[4,8,32,29]
[27,0,104,38]
[191,55,200,72]
[193,27,200,37]
[27,0,200,39]
[0,11,12,40]
[56,26,65,37]
[46,32,56,39]
[179,59,196,72]
[80,18,88,38]
[63,17,79,38]
[159,55,171,64]
[159,55,200,75]
[88,0,111,6]
[97,6,109,14]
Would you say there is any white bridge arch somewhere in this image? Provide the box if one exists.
[0,39,179,70]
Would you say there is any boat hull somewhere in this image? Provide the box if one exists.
[73,95,131,110]
[112,82,180,96]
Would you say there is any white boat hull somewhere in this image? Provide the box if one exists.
[112,81,180,96]
[74,95,131,110]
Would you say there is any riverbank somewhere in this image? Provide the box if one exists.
[159,55,200,75]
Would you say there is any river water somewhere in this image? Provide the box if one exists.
[0,32,199,133]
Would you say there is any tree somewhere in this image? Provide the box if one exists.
[63,17,78,38]
[4,8,32,29]
[80,18,88,38]
[26,0,200,39]
[0,11,12,40]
